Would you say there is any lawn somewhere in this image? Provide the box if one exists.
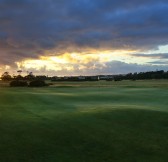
[0,80,168,162]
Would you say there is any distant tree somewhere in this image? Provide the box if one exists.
[114,75,123,81]
[10,80,28,87]
[14,70,24,81]
[24,72,35,81]
[1,72,12,81]
[29,80,48,87]
[36,75,48,81]
[15,75,24,80]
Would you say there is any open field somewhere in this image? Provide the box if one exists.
[0,80,168,162]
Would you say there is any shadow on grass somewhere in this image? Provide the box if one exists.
[54,86,75,88]
[0,108,168,162]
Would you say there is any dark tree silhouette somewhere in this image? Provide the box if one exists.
[1,72,12,81]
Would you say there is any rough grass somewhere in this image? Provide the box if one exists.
[0,80,168,162]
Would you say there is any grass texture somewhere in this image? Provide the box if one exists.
[0,80,168,161]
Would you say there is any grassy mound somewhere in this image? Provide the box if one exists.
[0,81,168,162]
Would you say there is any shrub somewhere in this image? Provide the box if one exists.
[29,80,47,87]
[10,80,28,87]
[114,78,122,81]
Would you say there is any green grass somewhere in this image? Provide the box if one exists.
[0,80,168,162]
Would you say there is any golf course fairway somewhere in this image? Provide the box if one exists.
[0,80,168,162]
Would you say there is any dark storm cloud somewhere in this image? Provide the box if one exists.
[0,0,168,66]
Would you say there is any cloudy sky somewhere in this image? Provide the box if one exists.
[0,0,168,76]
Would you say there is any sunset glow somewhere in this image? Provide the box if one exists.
[0,0,168,75]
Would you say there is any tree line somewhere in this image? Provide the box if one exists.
[1,71,47,81]
[112,70,168,81]
[1,70,168,83]
[0,71,48,87]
